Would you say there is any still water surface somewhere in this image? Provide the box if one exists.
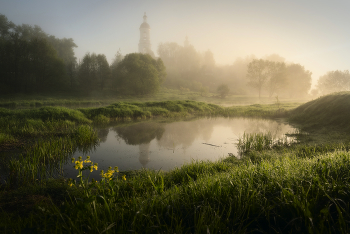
[64,117,297,179]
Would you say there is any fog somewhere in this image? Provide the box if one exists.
[2,0,350,95]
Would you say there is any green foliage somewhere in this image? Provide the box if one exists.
[247,59,287,98]
[0,107,90,124]
[0,14,76,94]
[216,84,230,98]
[78,53,110,93]
[92,114,110,124]
[111,53,166,95]
[285,63,312,98]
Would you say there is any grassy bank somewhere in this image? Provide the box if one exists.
[1,145,350,233]
[2,94,350,232]
[0,88,308,109]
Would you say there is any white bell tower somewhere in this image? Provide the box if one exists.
[138,12,154,56]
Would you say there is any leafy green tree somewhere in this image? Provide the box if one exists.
[0,14,15,39]
[96,54,110,91]
[112,53,166,95]
[0,14,77,94]
[157,42,181,67]
[247,59,288,98]
[246,59,271,98]
[266,62,287,97]
[285,64,312,98]
[78,53,110,93]
[27,37,67,92]
[217,84,230,98]
[110,49,124,70]
[0,34,66,93]
[317,70,350,95]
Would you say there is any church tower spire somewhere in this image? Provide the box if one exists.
[138,12,154,57]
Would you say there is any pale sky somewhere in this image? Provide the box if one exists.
[2,0,350,87]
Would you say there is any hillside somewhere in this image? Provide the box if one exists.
[290,92,350,130]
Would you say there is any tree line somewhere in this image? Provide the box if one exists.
[0,14,165,96]
[157,42,314,98]
[1,13,349,98]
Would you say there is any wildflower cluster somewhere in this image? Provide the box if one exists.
[71,156,98,173]
[100,166,120,181]
[68,156,126,191]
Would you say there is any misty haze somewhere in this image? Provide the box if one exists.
[1,1,350,233]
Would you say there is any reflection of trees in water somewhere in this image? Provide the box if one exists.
[157,119,214,149]
[97,128,109,143]
[113,122,165,145]
[112,122,165,167]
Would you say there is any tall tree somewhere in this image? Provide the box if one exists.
[157,42,181,67]
[96,54,110,91]
[246,59,271,98]
[317,70,350,95]
[285,64,312,98]
[0,14,77,94]
[110,49,124,70]
[112,53,166,95]
[266,62,287,97]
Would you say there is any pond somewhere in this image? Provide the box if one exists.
[64,117,298,179]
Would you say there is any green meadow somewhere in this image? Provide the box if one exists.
[1,92,350,233]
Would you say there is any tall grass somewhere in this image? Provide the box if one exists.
[2,150,350,233]
[2,125,98,187]
[236,131,296,156]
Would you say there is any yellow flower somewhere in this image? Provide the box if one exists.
[67,178,74,187]
[94,165,98,170]
[78,156,82,161]
[74,165,79,170]
[100,170,105,178]
[86,156,90,160]
[89,166,93,172]
[122,175,126,181]
[71,158,75,163]
[114,166,119,172]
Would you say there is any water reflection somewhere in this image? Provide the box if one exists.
[113,122,165,167]
[65,117,297,179]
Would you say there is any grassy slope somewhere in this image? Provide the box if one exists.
[290,91,350,130]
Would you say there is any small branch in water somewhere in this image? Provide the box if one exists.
[202,143,221,147]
